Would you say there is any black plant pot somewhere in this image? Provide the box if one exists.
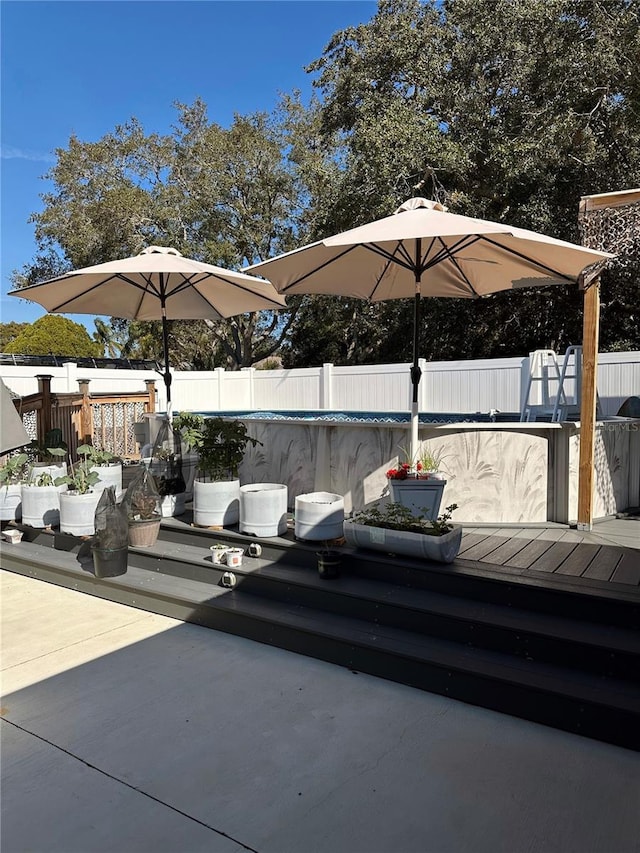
[316,550,341,579]
[92,546,128,578]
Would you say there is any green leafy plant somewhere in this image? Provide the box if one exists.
[0,453,29,485]
[172,411,205,453]
[26,428,67,464]
[351,502,458,537]
[54,445,100,494]
[30,471,56,487]
[390,443,447,479]
[194,417,261,482]
[83,444,120,466]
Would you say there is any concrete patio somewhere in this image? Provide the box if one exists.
[2,570,639,853]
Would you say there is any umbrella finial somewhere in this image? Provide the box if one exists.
[395,197,448,214]
[138,246,183,257]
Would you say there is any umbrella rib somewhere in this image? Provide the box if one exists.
[279,245,361,293]
[479,236,577,282]
[35,273,159,314]
[430,237,481,296]
[171,272,284,312]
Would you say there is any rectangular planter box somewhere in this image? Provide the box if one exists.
[343,520,462,564]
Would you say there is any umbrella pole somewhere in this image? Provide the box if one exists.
[410,277,422,465]
[161,312,172,420]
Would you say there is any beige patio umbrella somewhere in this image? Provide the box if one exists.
[0,378,29,454]
[248,198,612,461]
[9,246,287,417]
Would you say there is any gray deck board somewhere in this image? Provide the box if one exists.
[527,542,578,573]
[582,548,624,582]
[611,550,640,586]
[458,535,511,562]
[477,536,531,566]
[503,538,555,569]
[553,543,601,577]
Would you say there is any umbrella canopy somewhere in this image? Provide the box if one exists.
[9,246,287,416]
[248,198,613,459]
[0,378,30,454]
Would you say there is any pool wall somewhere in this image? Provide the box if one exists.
[235,416,639,524]
[144,412,639,524]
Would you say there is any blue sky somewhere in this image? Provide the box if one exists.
[1,0,377,332]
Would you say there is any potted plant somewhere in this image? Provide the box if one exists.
[123,468,162,547]
[316,544,342,579]
[191,417,261,527]
[92,486,129,577]
[386,443,449,519]
[0,452,29,521]
[147,419,187,517]
[344,502,461,564]
[172,411,203,499]
[26,428,68,482]
[55,445,102,536]
[21,469,67,528]
[83,444,123,494]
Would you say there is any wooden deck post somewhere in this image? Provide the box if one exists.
[78,379,93,444]
[35,375,52,445]
[144,380,156,414]
[577,276,600,530]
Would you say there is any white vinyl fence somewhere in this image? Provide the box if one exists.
[2,351,638,418]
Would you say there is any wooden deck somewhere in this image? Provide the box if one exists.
[459,519,640,589]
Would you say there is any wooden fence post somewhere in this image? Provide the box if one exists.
[144,380,156,413]
[78,379,93,444]
[35,375,52,444]
[577,276,600,530]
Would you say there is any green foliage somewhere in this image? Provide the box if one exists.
[82,445,119,466]
[284,0,640,361]
[26,429,68,464]
[172,411,205,452]
[54,445,101,494]
[193,417,261,481]
[0,453,29,485]
[0,322,29,350]
[13,100,311,370]
[30,471,56,487]
[4,315,103,358]
[352,502,458,536]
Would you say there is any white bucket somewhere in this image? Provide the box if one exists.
[239,483,288,538]
[294,492,345,541]
[21,483,67,528]
[59,491,102,536]
[194,479,240,527]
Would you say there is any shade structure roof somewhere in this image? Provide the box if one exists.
[9,247,287,319]
[247,199,613,300]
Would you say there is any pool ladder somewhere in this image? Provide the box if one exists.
[520,346,600,422]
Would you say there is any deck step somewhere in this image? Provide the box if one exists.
[2,532,639,751]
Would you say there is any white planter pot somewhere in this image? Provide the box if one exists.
[21,483,67,528]
[0,484,22,522]
[59,490,102,536]
[343,520,462,564]
[91,462,123,494]
[295,492,345,541]
[29,462,67,483]
[240,483,288,538]
[160,492,186,518]
[389,478,447,520]
[194,479,240,527]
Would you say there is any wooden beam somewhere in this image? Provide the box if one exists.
[577,275,600,530]
[579,188,640,216]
